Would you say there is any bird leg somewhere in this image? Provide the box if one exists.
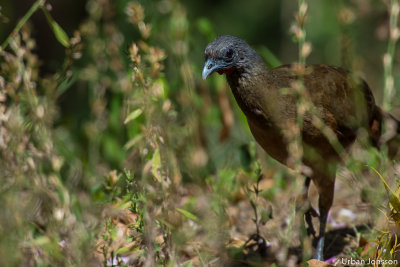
[301,177,319,237]
[314,179,335,260]
[315,211,328,260]
[243,233,268,258]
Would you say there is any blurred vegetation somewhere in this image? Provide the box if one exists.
[1,0,400,266]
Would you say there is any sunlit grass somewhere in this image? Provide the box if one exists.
[1,0,400,266]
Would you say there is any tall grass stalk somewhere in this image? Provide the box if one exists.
[383,0,400,111]
[297,0,310,66]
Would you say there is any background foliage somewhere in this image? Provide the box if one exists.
[1,0,400,266]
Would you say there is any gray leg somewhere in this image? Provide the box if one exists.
[314,180,334,260]
[314,211,327,260]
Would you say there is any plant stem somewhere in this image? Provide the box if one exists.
[383,0,400,111]
[1,0,45,50]
[298,0,307,66]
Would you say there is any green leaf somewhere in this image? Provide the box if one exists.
[156,218,174,229]
[115,246,130,255]
[175,208,199,222]
[124,109,143,124]
[56,72,77,96]
[31,236,50,246]
[370,166,400,213]
[151,149,162,182]
[42,7,70,47]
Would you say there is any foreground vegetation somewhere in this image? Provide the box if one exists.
[1,0,400,266]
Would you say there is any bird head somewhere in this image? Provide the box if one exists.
[202,35,261,80]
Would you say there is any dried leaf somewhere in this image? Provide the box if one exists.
[307,259,334,267]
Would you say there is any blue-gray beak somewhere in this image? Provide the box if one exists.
[202,58,218,80]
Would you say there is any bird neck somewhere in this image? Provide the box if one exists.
[226,55,269,91]
[225,59,270,117]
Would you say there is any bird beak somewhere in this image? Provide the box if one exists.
[202,58,218,80]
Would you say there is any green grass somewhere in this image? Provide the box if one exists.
[1,0,400,266]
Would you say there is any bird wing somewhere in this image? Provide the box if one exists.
[267,64,376,147]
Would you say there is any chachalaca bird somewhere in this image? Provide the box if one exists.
[202,35,393,260]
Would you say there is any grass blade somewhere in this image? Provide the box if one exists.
[1,0,45,50]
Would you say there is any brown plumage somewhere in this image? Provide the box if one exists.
[202,35,385,260]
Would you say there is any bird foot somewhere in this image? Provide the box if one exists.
[244,233,268,258]
[304,207,319,237]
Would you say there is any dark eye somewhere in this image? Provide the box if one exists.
[225,48,234,59]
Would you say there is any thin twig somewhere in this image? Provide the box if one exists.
[1,0,45,50]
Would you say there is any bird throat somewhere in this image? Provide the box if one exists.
[218,68,235,75]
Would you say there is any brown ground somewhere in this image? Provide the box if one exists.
[95,145,396,266]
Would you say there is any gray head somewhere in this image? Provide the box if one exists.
[202,35,263,80]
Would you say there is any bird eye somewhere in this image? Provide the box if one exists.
[225,48,234,59]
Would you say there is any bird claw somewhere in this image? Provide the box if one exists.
[306,225,316,237]
[305,207,319,237]
[244,233,268,258]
